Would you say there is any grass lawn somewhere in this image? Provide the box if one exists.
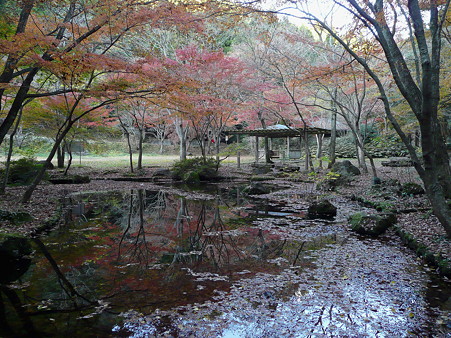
[0,153,256,170]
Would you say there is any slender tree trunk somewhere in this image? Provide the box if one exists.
[0,107,23,194]
[57,143,65,168]
[0,134,14,195]
[264,136,271,163]
[63,142,73,176]
[159,139,164,154]
[124,132,134,173]
[175,118,188,161]
[303,132,314,171]
[316,134,323,169]
[355,135,368,173]
[137,128,143,170]
[200,138,207,161]
[328,95,337,169]
[215,134,220,163]
[257,112,272,163]
[179,135,187,160]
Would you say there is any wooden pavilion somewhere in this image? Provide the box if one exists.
[225,124,332,165]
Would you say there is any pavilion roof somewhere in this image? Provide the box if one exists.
[225,124,331,138]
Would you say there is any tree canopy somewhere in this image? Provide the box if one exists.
[0,0,450,236]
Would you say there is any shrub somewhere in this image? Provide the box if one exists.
[1,158,48,185]
[171,157,219,184]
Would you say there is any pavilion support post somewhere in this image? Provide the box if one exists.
[316,134,324,169]
[236,134,241,168]
[299,136,303,160]
[305,133,315,171]
[264,136,271,163]
[286,137,290,160]
[255,136,259,163]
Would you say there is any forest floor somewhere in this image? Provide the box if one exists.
[1,159,450,276]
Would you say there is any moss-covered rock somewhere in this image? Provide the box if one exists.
[399,182,425,196]
[49,175,90,184]
[349,212,397,237]
[0,209,33,225]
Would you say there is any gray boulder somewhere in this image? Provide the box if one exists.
[307,199,337,219]
[332,160,361,176]
[152,169,173,179]
[243,182,271,195]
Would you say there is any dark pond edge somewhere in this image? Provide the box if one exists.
[350,194,451,278]
[394,226,451,278]
[30,204,65,237]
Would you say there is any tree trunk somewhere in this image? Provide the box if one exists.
[215,134,220,163]
[159,139,164,154]
[416,116,451,236]
[63,142,73,176]
[316,134,323,169]
[421,170,451,237]
[420,120,451,199]
[175,118,188,161]
[137,128,143,170]
[0,107,23,194]
[306,0,449,235]
[0,134,14,195]
[264,136,271,163]
[0,69,39,146]
[179,136,187,161]
[303,133,314,171]
[57,144,65,168]
[125,132,134,173]
[356,138,368,173]
[328,96,337,169]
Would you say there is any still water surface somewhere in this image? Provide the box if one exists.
[1,185,450,337]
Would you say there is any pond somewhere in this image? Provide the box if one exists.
[1,184,450,337]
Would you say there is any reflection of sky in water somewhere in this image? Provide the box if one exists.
[116,237,432,337]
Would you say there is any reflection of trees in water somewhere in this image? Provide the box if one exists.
[0,238,107,337]
[0,284,37,336]
[113,189,248,270]
[118,190,169,269]
[113,189,299,272]
[171,196,245,268]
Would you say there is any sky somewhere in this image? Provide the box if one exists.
[260,0,352,29]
